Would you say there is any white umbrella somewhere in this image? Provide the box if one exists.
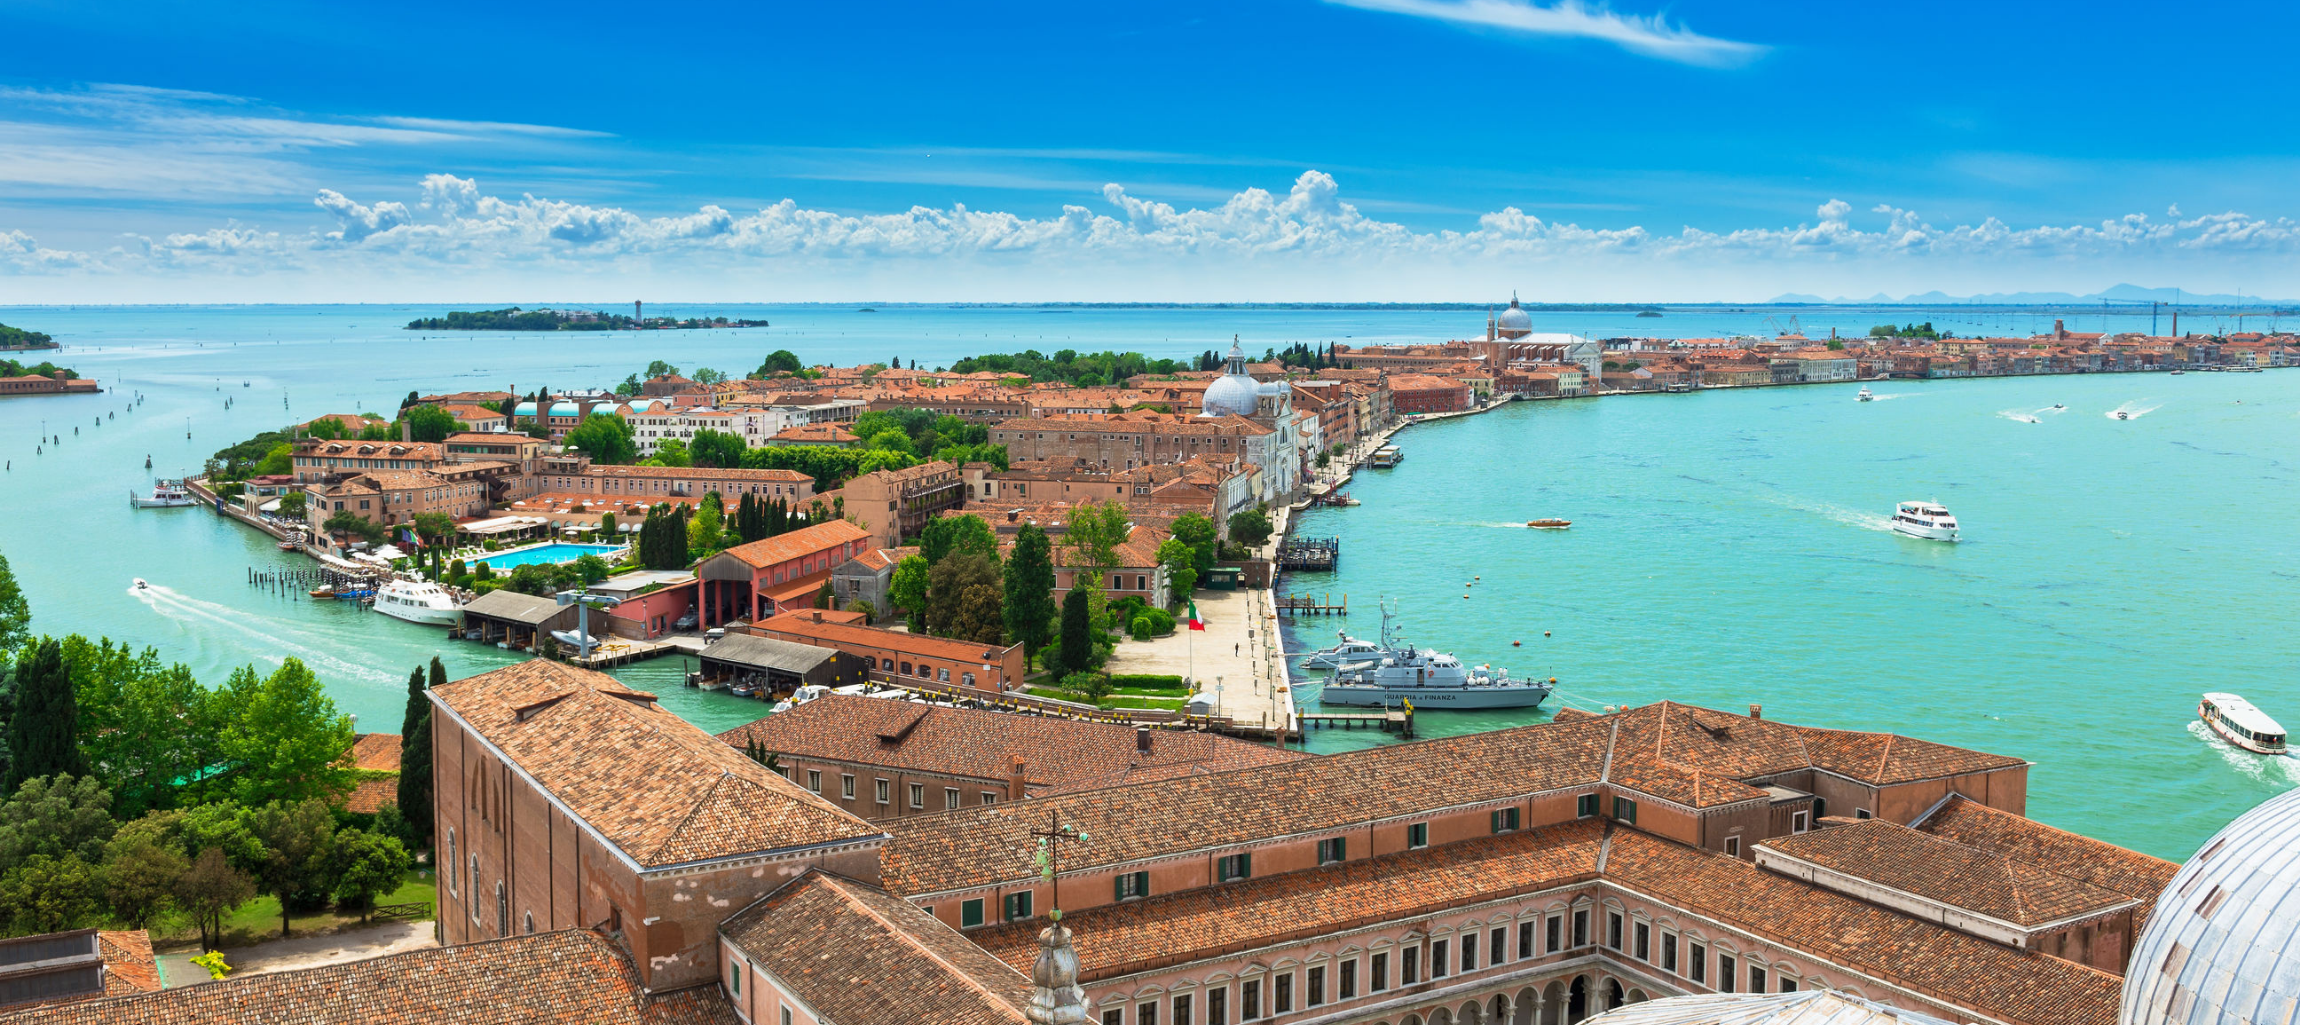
[373,544,404,559]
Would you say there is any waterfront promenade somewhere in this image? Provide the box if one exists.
[1104,587,1296,736]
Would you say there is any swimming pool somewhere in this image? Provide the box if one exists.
[467,543,625,571]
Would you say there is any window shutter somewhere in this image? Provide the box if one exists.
[1116,874,1126,901]
[1135,871,1150,898]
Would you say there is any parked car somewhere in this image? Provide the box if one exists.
[675,610,699,631]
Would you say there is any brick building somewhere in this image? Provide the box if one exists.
[747,609,1027,691]
[824,460,965,548]
[695,520,875,627]
[1388,373,1475,414]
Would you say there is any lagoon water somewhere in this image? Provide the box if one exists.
[0,302,2290,860]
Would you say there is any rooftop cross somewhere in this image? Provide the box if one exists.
[1028,809,1091,921]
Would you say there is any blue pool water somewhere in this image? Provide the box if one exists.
[469,543,625,570]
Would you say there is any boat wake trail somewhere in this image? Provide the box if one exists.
[133,584,395,683]
[1866,392,1908,401]
[1997,410,2042,424]
[2036,405,2068,416]
[2107,401,2161,420]
[2186,720,2300,784]
[1757,494,1895,533]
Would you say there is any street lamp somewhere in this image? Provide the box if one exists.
[555,589,624,661]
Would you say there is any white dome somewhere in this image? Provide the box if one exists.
[2121,785,2300,1025]
[1202,373,1260,417]
[1497,296,1534,336]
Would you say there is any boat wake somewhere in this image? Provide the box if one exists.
[2036,405,2068,416]
[2186,720,2300,784]
[2107,401,2161,420]
[1997,410,2042,424]
[1759,494,1895,533]
[132,583,396,684]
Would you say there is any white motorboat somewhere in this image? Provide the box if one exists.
[129,479,196,508]
[131,578,150,591]
[373,578,463,626]
[771,684,833,712]
[1856,386,1874,402]
[1316,602,1553,710]
[2114,410,2131,420]
[1298,632,1390,670]
[2200,693,2287,755]
[551,628,599,649]
[1889,500,1959,542]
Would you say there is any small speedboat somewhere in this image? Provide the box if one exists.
[277,540,301,551]
[2051,404,2065,410]
[2114,410,2131,420]
[1856,387,1874,402]
[308,586,334,599]
[131,578,150,590]
[1527,519,1572,529]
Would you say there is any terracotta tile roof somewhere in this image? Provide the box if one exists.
[0,930,736,1025]
[774,423,861,443]
[350,732,403,772]
[880,716,1617,896]
[973,819,1607,981]
[717,695,1305,793]
[1604,828,2122,1025]
[1598,703,2024,798]
[583,464,815,485]
[97,931,159,998]
[428,660,882,868]
[300,440,446,461]
[1915,795,2179,929]
[717,520,872,569]
[1759,820,2135,926]
[344,776,399,814]
[722,871,1029,1025]
[1796,727,2028,785]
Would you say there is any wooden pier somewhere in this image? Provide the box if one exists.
[1277,535,1340,571]
[569,639,675,669]
[1298,708,1414,738]
[1276,593,1347,616]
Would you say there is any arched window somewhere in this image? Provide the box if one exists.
[524,911,536,934]
[469,856,481,923]
[445,829,457,897]
[496,881,509,936]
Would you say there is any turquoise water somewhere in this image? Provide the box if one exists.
[0,303,2283,859]
[1279,372,2300,860]
[472,542,625,570]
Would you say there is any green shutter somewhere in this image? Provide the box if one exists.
[1241,852,1250,878]
[1135,871,1150,898]
[961,898,983,927]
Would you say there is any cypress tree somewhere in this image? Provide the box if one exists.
[1003,524,1058,660]
[1055,587,1092,677]
[6,638,83,790]
[430,655,447,692]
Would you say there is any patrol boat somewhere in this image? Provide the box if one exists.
[1316,602,1553,710]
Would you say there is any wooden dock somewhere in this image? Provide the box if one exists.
[1298,708,1414,738]
[570,639,676,669]
[1277,535,1340,571]
[1276,593,1347,616]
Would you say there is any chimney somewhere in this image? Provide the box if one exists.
[401,417,412,443]
[1135,726,1152,754]
[811,610,823,623]
[1748,704,1763,720]
[1007,755,1027,801]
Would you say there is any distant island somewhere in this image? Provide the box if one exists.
[405,307,769,332]
[0,323,57,350]
[0,356,76,379]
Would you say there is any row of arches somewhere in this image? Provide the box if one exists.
[1368,972,1652,1025]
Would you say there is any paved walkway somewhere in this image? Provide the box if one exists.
[1105,588,1295,734]
[159,921,436,988]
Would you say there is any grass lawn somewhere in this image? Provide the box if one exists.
[150,868,437,951]
[1023,687,1187,712]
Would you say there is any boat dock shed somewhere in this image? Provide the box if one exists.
[457,590,581,650]
[697,633,866,696]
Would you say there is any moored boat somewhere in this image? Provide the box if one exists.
[1297,631,1389,670]
[2200,693,2287,755]
[129,478,196,508]
[373,578,463,626]
[1316,601,1552,710]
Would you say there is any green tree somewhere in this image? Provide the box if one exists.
[180,800,266,873]
[6,639,82,791]
[62,636,218,815]
[574,553,611,584]
[599,511,617,538]
[103,824,190,929]
[220,660,357,808]
[652,438,694,467]
[323,509,385,543]
[692,367,727,387]
[1002,524,1058,660]
[249,799,337,939]
[864,429,914,458]
[1228,507,1275,548]
[411,511,456,547]
[328,828,412,920]
[1060,500,1133,623]
[688,494,725,556]
[754,349,802,377]
[399,404,463,443]
[176,847,256,951]
[920,513,999,566]
[843,599,877,624]
[251,443,294,477]
[1170,513,1219,574]
[888,555,931,632]
[563,412,638,465]
[502,563,556,597]
[277,491,307,518]
[1157,538,1198,603]
[644,359,681,379]
[925,554,1004,644]
[0,774,116,872]
[690,428,746,469]
[1054,587,1093,677]
[0,853,100,933]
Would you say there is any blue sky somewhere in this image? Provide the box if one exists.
[4,0,2298,302]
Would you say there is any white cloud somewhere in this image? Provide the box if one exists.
[9,170,2300,295]
[1325,0,1765,68]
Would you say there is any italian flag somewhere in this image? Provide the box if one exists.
[1185,601,1207,631]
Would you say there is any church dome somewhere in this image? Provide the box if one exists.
[1200,341,1261,417]
[2120,785,2300,1025]
[1497,296,1534,337]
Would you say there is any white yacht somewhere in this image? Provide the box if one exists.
[129,479,196,508]
[1856,386,1874,402]
[373,579,462,625]
[1298,632,1389,670]
[2200,693,2287,755]
[1889,501,1959,542]
[1317,602,1553,710]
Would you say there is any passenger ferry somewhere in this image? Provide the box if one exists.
[373,579,463,626]
[2200,693,2287,755]
[1889,501,1959,542]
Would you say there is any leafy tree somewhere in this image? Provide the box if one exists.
[615,373,642,397]
[563,412,638,465]
[0,550,21,673]
[249,799,337,939]
[690,428,746,469]
[329,828,412,920]
[644,359,682,379]
[399,404,463,443]
[1157,538,1198,603]
[926,554,1004,644]
[513,416,550,439]
[843,599,877,624]
[411,512,457,547]
[1002,525,1058,660]
[176,847,256,951]
[0,774,116,872]
[1054,587,1093,677]
[219,660,357,808]
[1063,671,1113,705]
[1228,507,1275,548]
[0,853,100,933]
[815,579,835,610]
[864,429,914,458]
[103,824,189,929]
[180,800,266,873]
[692,367,727,386]
[651,438,693,468]
[1060,500,1133,623]
[688,493,725,555]
[639,506,691,570]
[574,553,611,584]
[502,563,557,597]
[888,555,931,631]
[277,491,307,518]
[599,512,617,537]
[1170,513,1219,575]
[6,639,82,791]
[323,509,385,543]
[250,443,294,478]
[754,349,803,377]
[920,513,999,566]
